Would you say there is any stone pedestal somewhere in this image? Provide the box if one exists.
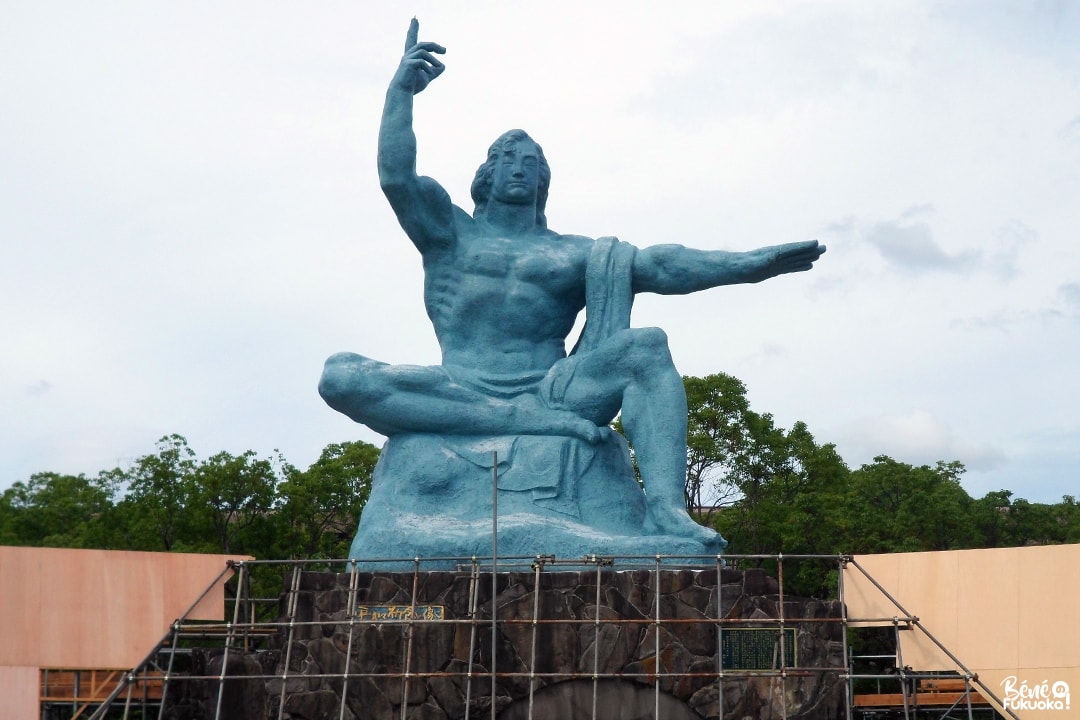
[165,567,846,720]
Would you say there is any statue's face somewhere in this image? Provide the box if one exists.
[489,140,540,206]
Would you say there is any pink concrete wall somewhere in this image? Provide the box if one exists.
[0,666,38,720]
[0,546,243,669]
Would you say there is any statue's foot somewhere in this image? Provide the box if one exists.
[644,502,723,550]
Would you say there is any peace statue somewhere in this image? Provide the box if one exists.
[319,20,825,565]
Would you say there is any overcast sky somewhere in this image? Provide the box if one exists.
[2,1,1078,504]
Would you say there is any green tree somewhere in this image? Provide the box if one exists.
[1058,495,1080,542]
[1006,497,1064,546]
[114,434,197,551]
[970,490,1013,548]
[841,457,975,553]
[276,440,380,558]
[186,450,281,554]
[0,471,119,548]
[683,373,754,515]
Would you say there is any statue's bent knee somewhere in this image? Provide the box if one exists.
[632,326,669,349]
[624,327,675,366]
[318,353,380,411]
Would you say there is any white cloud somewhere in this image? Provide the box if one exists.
[834,410,1005,472]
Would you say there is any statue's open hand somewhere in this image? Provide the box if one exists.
[394,18,446,95]
[537,408,603,445]
[749,240,826,282]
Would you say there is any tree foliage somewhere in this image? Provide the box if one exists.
[0,435,381,561]
[276,441,380,559]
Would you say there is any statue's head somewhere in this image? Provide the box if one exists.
[471,129,551,228]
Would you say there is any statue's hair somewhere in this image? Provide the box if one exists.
[470,129,550,228]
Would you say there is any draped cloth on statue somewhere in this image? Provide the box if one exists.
[348,238,716,566]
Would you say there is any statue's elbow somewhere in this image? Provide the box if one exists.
[379,175,412,204]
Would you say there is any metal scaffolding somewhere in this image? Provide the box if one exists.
[75,553,1012,720]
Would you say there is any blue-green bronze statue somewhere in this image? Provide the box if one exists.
[320,20,825,565]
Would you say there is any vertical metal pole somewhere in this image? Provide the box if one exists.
[276,564,304,720]
[591,559,602,720]
[241,566,253,652]
[893,617,911,720]
[338,560,360,720]
[156,621,182,720]
[213,561,246,720]
[400,558,421,720]
[121,672,135,720]
[838,558,853,720]
[465,558,480,720]
[491,451,498,720]
[716,555,724,720]
[654,556,661,720]
[527,559,541,720]
[777,553,787,720]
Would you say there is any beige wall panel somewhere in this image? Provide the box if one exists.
[0,665,39,720]
[957,547,1020,670]
[849,545,1080,720]
[1018,544,1080,670]
[844,554,902,623]
[0,548,43,666]
[895,552,957,670]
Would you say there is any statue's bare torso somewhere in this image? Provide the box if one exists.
[424,215,592,374]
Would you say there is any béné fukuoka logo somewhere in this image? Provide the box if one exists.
[1000,676,1070,712]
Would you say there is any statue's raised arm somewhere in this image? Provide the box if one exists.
[378,19,455,252]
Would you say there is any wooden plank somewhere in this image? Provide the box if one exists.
[854,691,989,707]
[40,669,164,701]
[919,678,970,691]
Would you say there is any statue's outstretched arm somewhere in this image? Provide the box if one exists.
[378,19,455,251]
[632,240,826,295]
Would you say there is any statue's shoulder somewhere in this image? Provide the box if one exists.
[451,204,475,227]
[418,204,473,249]
[553,232,596,251]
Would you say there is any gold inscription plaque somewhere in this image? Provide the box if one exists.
[355,605,445,621]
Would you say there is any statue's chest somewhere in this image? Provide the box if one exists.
[453,237,581,290]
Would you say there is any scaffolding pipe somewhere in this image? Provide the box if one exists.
[464,558,480,720]
[653,555,661,720]
[212,559,246,720]
[399,558,421,720]
[591,559,602,720]
[893,616,911,720]
[338,560,360,720]
[491,451,499,720]
[526,558,542,720]
[715,555,724,720]
[778,552,788,720]
[275,563,304,720]
[838,556,853,720]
